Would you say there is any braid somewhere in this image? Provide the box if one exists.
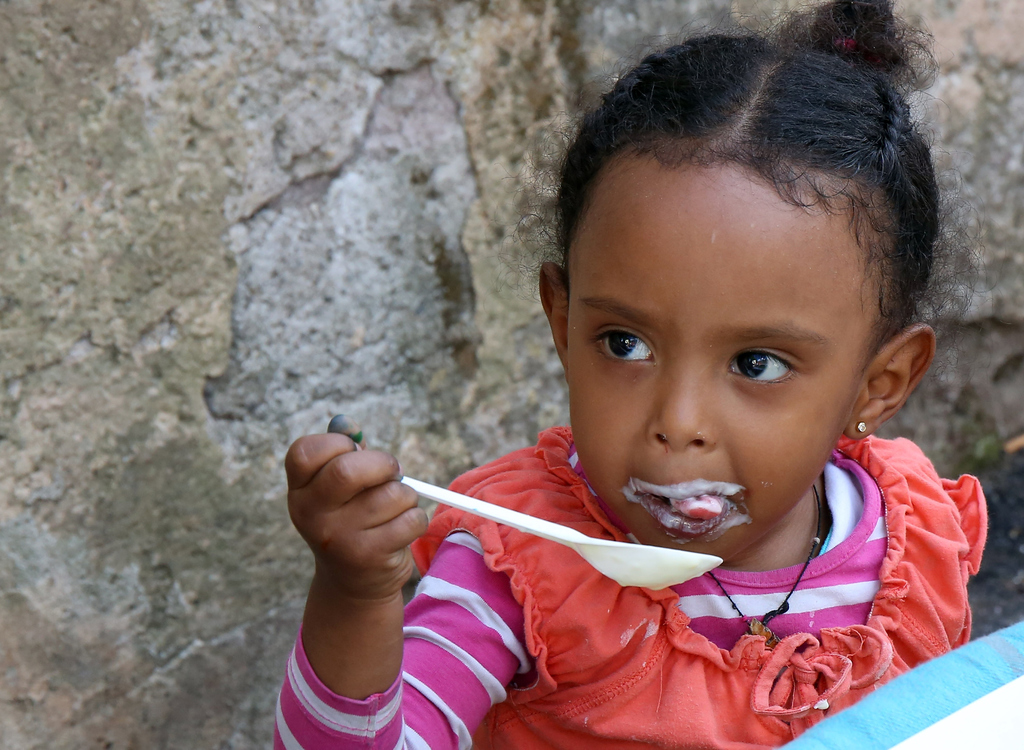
[875,80,908,177]
[863,77,938,331]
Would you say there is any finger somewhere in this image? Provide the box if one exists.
[309,501,427,565]
[288,451,405,539]
[348,480,420,530]
[285,433,358,489]
[356,505,430,557]
[306,448,403,507]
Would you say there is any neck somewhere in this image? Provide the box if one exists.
[720,475,827,572]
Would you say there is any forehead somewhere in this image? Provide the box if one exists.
[569,157,876,338]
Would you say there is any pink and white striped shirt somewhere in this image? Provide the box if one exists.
[274,532,529,750]
[274,448,886,748]
[669,453,886,648]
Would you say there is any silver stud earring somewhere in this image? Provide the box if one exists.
[856,422,867,434]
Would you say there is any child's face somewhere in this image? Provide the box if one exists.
[543,158,883,572]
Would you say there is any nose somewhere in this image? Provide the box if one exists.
[650,376,714,450]
[655,430,708,448]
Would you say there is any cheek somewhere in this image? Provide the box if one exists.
[733,368,860,442]
[725,407,836,500]
[568,349,637,420]
[568,374,614,453]
[570,381,633,448]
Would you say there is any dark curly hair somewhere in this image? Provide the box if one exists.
[539,0,973,344]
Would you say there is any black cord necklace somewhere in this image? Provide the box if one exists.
[707,485,824,649]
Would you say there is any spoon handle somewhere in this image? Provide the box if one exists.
[401,477,592,546]
[324,416,593,550]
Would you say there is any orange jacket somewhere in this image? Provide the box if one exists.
[411,427,987,749]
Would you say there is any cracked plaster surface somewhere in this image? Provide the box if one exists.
[0,0,1021,746]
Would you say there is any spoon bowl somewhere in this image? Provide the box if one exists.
[402,476,722,589]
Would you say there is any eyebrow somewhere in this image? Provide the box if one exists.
[577,296,653,327]
[728,324,830,347]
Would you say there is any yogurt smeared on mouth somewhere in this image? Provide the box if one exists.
[623,478,751,542]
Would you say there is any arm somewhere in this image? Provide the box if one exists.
[284,433,424,698]
[275,533,532,749]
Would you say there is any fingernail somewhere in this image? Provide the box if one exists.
[327,414,357,435]
[328,415,364,447]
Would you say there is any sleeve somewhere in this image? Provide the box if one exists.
[273,533,532,749]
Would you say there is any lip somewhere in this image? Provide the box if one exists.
[622,477,751,542]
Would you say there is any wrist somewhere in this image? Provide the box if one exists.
[301,571,406,698]
[311,548,415,603]
[309,568,406,612]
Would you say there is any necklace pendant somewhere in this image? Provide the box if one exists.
[747,618,780,649]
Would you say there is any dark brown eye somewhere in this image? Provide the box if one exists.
[732,351,789,381]
[603,332,651,361]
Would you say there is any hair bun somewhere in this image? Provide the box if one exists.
[783,0,931,86]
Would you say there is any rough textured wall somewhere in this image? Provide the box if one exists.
[884,0,1024,470]
[0,0,1020,746]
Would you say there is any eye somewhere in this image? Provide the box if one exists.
[731,351,790,381]
[602,331,652,361]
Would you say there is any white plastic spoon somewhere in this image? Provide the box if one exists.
[402,476,722,589]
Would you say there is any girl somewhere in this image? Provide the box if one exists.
[275,1,986,747]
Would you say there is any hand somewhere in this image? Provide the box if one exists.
[285,433,427,603]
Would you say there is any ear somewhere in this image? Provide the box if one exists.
[845,324,936,439]
[539,262,570,374]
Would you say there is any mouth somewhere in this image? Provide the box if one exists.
[622,477,751,542]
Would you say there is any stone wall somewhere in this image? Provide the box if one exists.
[0,1,1020,746]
